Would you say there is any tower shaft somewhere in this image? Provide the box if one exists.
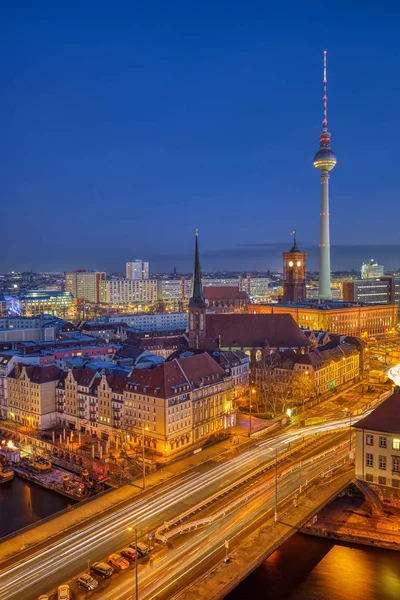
[319,172,332,300]
[313,51,336,302]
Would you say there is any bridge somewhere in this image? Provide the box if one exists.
[0,416,368,600]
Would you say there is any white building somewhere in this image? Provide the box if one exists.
[361,260,384,280]
[126,260,149,280]
[98,279,161,305]
[108,312,188,331]
[354,392,400,498]
[161,279,192,302]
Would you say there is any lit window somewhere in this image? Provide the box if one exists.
[393,439,400,451]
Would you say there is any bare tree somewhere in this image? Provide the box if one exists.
[254,351,316,417]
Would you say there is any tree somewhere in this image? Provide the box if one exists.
[254,351,317,416]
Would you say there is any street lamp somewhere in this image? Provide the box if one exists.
[269,446,278,522]
[349,411,353,453]
[250,389,256,437]
[142,425,149,491]
[127,526,139,600]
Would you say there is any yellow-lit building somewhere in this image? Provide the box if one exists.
[8,364,62,429]
[250,302,398,338]
[56,353,237,456]
[8,290,76,319]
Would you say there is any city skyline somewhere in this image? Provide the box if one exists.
[1,3,400,273]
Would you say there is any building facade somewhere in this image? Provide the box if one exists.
[6,291,75,319]
[98,279,161,305]
[343,279,394,305]
[361,260,384,280]
[126,260,149,280]
[250,302,399,338]
[8,364,62,429]
[108,312,188,331]
[354,392,400,503]
[65,270,106,303]
[56,353,236,455]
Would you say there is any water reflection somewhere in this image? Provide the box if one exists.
[227,534,400,600]
[0,477,72,538]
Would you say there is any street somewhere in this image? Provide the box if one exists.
[0,415,358,600]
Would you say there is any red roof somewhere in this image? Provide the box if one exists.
[353,393,400,435]
[10,364,62,384]
[126,353,226,397]
[203,313,310,349]
[204,286,248,301]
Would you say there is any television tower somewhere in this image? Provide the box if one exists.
[314,51,337,301]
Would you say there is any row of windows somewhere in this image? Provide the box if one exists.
[366,453,400,471]
[366,434,399,450]
[365,474,400,487]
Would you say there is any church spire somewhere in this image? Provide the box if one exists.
[189,229,206,309]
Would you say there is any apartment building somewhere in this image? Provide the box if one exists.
[56,353,236,455]
[8,363,62,429]
[98,279,161,305]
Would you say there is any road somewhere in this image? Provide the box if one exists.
[104,443,351,600]
[0,415,357,600]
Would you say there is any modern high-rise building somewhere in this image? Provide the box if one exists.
[126,260,149,280]
[343,279,393,305]
[65,270,106,303]
[313,51,337,301]
[361,260,384,280]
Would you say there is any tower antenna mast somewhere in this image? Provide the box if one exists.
[323,50,328,132]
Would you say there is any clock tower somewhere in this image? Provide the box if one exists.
[282,231,307,303]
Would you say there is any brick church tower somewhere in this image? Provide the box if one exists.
[282,231,307,303]
[188,230,207,348]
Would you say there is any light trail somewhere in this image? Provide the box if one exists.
[388,364,400,386]
[0,416,356,599]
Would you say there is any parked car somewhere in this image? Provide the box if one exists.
[134,542,152,557]
[91,562,114,579]
[77,573,98,590]
[120,547,138,561]
[108,553,130,570]
[57,585,70,600]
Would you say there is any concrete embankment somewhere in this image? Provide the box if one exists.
[300,492,400,552]
[173,469,353,600]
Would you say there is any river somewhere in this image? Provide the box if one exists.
[0,476,73,539]
[227,534,400,600]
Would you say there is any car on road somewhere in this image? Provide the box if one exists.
[77,573,98,590]
[121,547,138,561]
[91,562,114,579]
[108,553,130,570]
[58,585,70,600]
[134,542,152,557]
[38,596,49,600]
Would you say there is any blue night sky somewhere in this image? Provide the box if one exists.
[1,1,400,274]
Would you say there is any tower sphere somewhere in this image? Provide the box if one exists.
[313,147,337,172]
